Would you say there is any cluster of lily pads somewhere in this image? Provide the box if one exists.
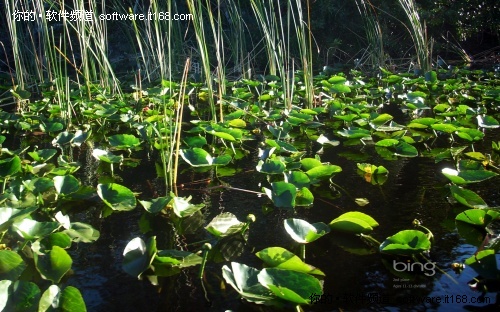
[1,65,499,310]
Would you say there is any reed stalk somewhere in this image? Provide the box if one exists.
[186,0,216,121]
[173,58,191,196]
[355,0,385,68]
[397,0,431,73]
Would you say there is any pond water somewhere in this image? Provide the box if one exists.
[53,127,500,311]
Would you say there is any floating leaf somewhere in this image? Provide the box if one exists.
[12,219,59,240]
[108,134,141,149]
[28,149,58,163]
[92,149,123,163]
[0,280,12,311]
[53,175,80,196]
[256,247,324,276]
[306,165,342,183]
[222,262,275,304]
[205,212,245,237]
[284,219,330,244]
[171,195,205,218]
[355,198,370,206]
[455,209,500,228]
[329,211,378,234]
[449,185,488,209]
[0,156,21,178]
[442,168,497,184]
[316,134,340,146]
[379,230,431,255]
[97,183,137,211]
[464,249,498,279]
[0,250,26,281]
[180,148,231,167]
[63,222,100,243]
[123,236,157,278]
[35,246,72,283]
[256,159,286,174]
[8,280,41,311]
[139,196,172,214]
[59,286,86,312]
[257,268,323,304]
[263,182,296,208]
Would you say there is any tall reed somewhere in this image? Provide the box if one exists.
[186,0,216,121]
[250,0,315,109]
[355,0,385,68]
[5,0,122,104]
[397,0,432,72]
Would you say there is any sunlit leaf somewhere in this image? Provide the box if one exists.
[284,219,329,244]
[379,230,431,255]
[97,183,137,211]
[35,246,72,283]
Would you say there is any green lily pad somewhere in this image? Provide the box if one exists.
[34,246,72,283]
[0,250,27,281]
[139,196,172,214]
[171,195,205,218]
[284,219,330,243]
[257,267,323,304]
[256,159,286,174]
[92,149,124,163]
[256,247,324,276]
[222,262,276,304]
[12,219,59,240]
[205,212,245,238]
[97,183,137,211]
[108,134,141,149]
[28,149,58,163]
[39,285,86,312]
[180,148,232,167]
[449,185,489,209]
[284,171,310,189]
[7,280,40,312]
[379,230,431,256]
[123,236,157,278]
[263,182,297,208]
[306,165,342,183]
[442,168,497,184]
[329,211,379,234]
[53,175,80,196]
[63,222,100,243]
[0,156,21,178]
[455,209,500,228]
[464,249,498,279]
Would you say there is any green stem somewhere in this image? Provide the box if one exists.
[300,244,306,261]
[198,243,212,279]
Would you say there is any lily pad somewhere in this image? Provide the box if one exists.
[222,262,275,304]
[442,168,497,184]
[329,211,379,234]
[0,156,21,178]
[263,182,296,208]
[455,209,500,228]
[257,267,323,304]
[34,246,72,283]
[0,250,26,281]
[97,183,137,211]
[122,236,157,278]
[108,134,141,149]
[379,230,431,256]
[449,185,489,209]
[205,212,245,237]
[256,247,324,275]
[284,219,330,243]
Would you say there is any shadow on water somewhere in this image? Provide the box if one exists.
[58,128,500,312]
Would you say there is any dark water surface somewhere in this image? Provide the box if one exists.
[60,129,500,312]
